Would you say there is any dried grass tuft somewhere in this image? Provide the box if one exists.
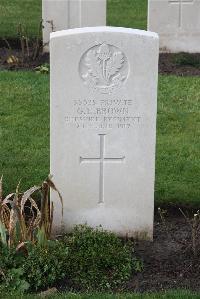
[0,176,62,249]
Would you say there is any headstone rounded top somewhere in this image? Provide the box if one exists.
[50,26,159,40]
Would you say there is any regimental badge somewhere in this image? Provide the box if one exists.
[79,43,129,94]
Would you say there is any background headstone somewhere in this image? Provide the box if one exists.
[42,0,106,51]
[50,27,159,240]
[148,0,200,53]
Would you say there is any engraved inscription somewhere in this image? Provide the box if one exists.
[80,134,125,204]
[65,98,141,129]
[168,0,194,27]
[79,43,129,94]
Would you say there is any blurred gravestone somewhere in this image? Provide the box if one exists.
[42,0,106,51]
[148,0,200,52]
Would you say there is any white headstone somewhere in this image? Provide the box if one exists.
[148,0,200,53]
[50,27,159,240]
[42,0,106,51]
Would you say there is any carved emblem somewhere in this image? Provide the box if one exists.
[79,43,129,94]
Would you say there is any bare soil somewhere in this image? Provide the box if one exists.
[0,47,48,71]
[159,53,200,76]
[127,210,200,292]
[0,41,200,75]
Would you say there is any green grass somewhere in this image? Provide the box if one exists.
[0,71,49,194]
[0,0,147,39]
[156,75,200,205]
[0,290,200,299]
[0,71,199,206]
[0,0,41,38]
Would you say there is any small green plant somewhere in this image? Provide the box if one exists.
[0,240,68,292]
[0,245,29,293]
[1,267,30,293]
[63,225,138,291]
[23,241,68,290]
[35,63,50,74]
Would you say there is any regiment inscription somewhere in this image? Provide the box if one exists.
[65,98,141,129]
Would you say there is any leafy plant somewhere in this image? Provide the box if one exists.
[0,176,64,292]
[0,178,142,292]
[23,241,68,291]
[1,267,30,293]
[0,176,63,249]
[63,225,136,291]
[0,239,68,292]
[35,63,49,74]
[0,245,29,293]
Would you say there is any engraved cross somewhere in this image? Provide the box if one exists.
[80,134,125,204]
[168,0,194,27]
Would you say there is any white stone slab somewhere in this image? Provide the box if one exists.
[42,0,106,51]
[50,27,159,240]
[148,0,200,53]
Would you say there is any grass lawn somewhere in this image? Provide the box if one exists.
[0,290,200,299]
[0,71,199,206]
[0,71,49,195]
[0,0,41,38]
[156,75,200,205]
[0,0,147,39]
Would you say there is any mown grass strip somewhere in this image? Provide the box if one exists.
[0,290,199,299]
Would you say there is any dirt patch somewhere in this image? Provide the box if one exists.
[126,211,200,292]
[0,43,200,76]
[159,53,200,76]
[0,47,48,71]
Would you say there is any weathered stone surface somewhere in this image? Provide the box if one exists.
[50,27,159,240]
